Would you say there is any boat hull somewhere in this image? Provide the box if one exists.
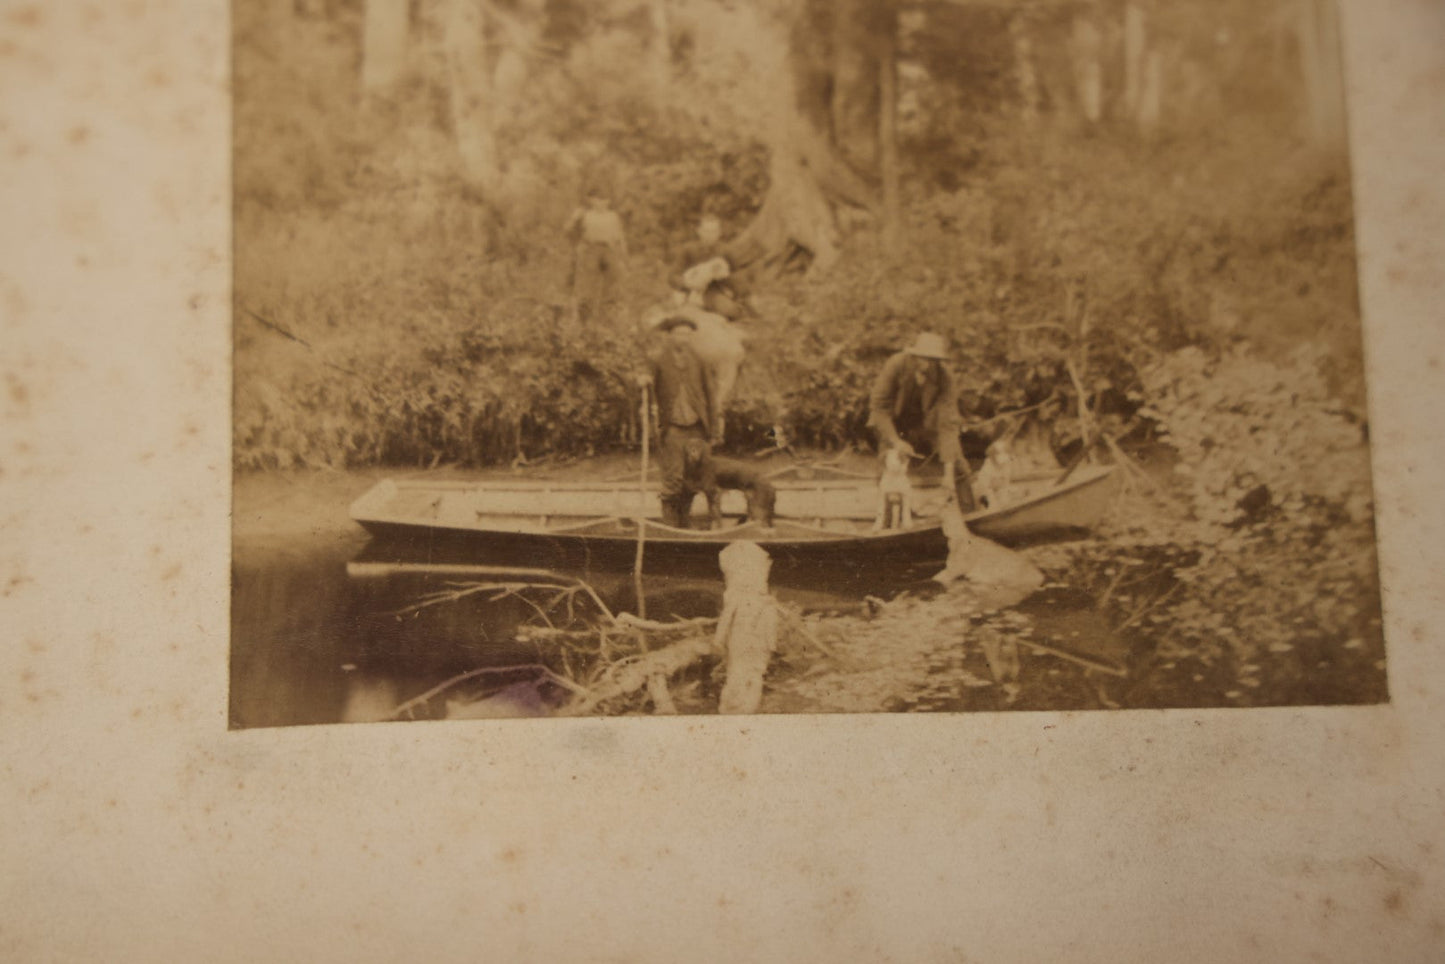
[353,516,952,574]
[348,464,1118,573]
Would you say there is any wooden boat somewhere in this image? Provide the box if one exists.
[349,463,1119,570]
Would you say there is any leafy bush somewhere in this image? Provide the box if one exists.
[1139,344,1372,532]
[1107,344,1384,702]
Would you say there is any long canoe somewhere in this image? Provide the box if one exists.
[349,464,1118,569]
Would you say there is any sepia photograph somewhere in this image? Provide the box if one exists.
[9,0,1445,959]
[231,0,1383,726]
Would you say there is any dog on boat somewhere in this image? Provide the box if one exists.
[679,442,777,529]
[973,436,1015,509]
[872,446,915,530]
[709,457,777,528]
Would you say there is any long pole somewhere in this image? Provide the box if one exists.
[634,381,650,620]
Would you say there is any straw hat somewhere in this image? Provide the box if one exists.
[905,332,948,360]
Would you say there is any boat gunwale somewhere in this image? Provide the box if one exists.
[350,465,1118,547]
[539,515,939,545]
[374,464,1112,495]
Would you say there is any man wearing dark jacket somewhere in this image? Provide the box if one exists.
[868,331,975,510]
[639,315,719,527]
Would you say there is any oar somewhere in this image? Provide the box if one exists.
[633,380,651,620]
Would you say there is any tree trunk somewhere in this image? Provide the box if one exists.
[730,0,894,275]
[1010,13,1039,129]
[361,0,409,95]
[1296,0,1346,150]
[1070,15,1104,124]
[879,21,901,254]
[648,0,671,90]
[1138,48,1163,135]
[828,0,889,173]
[1122,4,1146,120]
[443,0,501,195]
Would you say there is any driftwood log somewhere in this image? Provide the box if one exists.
[557,541,781,716]
[559,634,715,716]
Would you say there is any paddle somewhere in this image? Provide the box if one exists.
[634,379,651,620]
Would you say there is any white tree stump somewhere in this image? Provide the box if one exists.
[715,542,779,715]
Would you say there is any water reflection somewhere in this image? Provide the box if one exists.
[230,532,934,729]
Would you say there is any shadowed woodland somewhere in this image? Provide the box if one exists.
[236,0,1360,469]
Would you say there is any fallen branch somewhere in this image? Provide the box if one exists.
[393,547,796,717]
[390,663,589,721]
[516,625,612,643]
[614,612,718,633]
[394,578,615,624]
[559,635,715,715]
[777,607,846,663]
[1016,638,1128,677]
[647,674,678,714]
[1115,581,1181,633]
[1095,563,1130,613]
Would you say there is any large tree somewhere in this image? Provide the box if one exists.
[729,0,899,275]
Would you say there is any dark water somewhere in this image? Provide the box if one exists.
[229,529,940,728]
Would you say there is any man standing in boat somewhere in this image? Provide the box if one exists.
[638,314,719,528]
[869,331,976,511]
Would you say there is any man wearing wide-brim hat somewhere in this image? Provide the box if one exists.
[868,331,975,510]
[637,314,719,527]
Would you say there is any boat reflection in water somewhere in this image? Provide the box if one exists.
[230,522,933,730]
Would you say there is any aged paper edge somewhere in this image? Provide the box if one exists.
[2,2,1443,962]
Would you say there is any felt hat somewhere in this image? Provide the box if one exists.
[905,332,948,360]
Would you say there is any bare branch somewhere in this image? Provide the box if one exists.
[389,663,590,721]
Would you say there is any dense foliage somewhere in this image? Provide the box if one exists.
[1118,345,1384,704]
[234,0,1365,470]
